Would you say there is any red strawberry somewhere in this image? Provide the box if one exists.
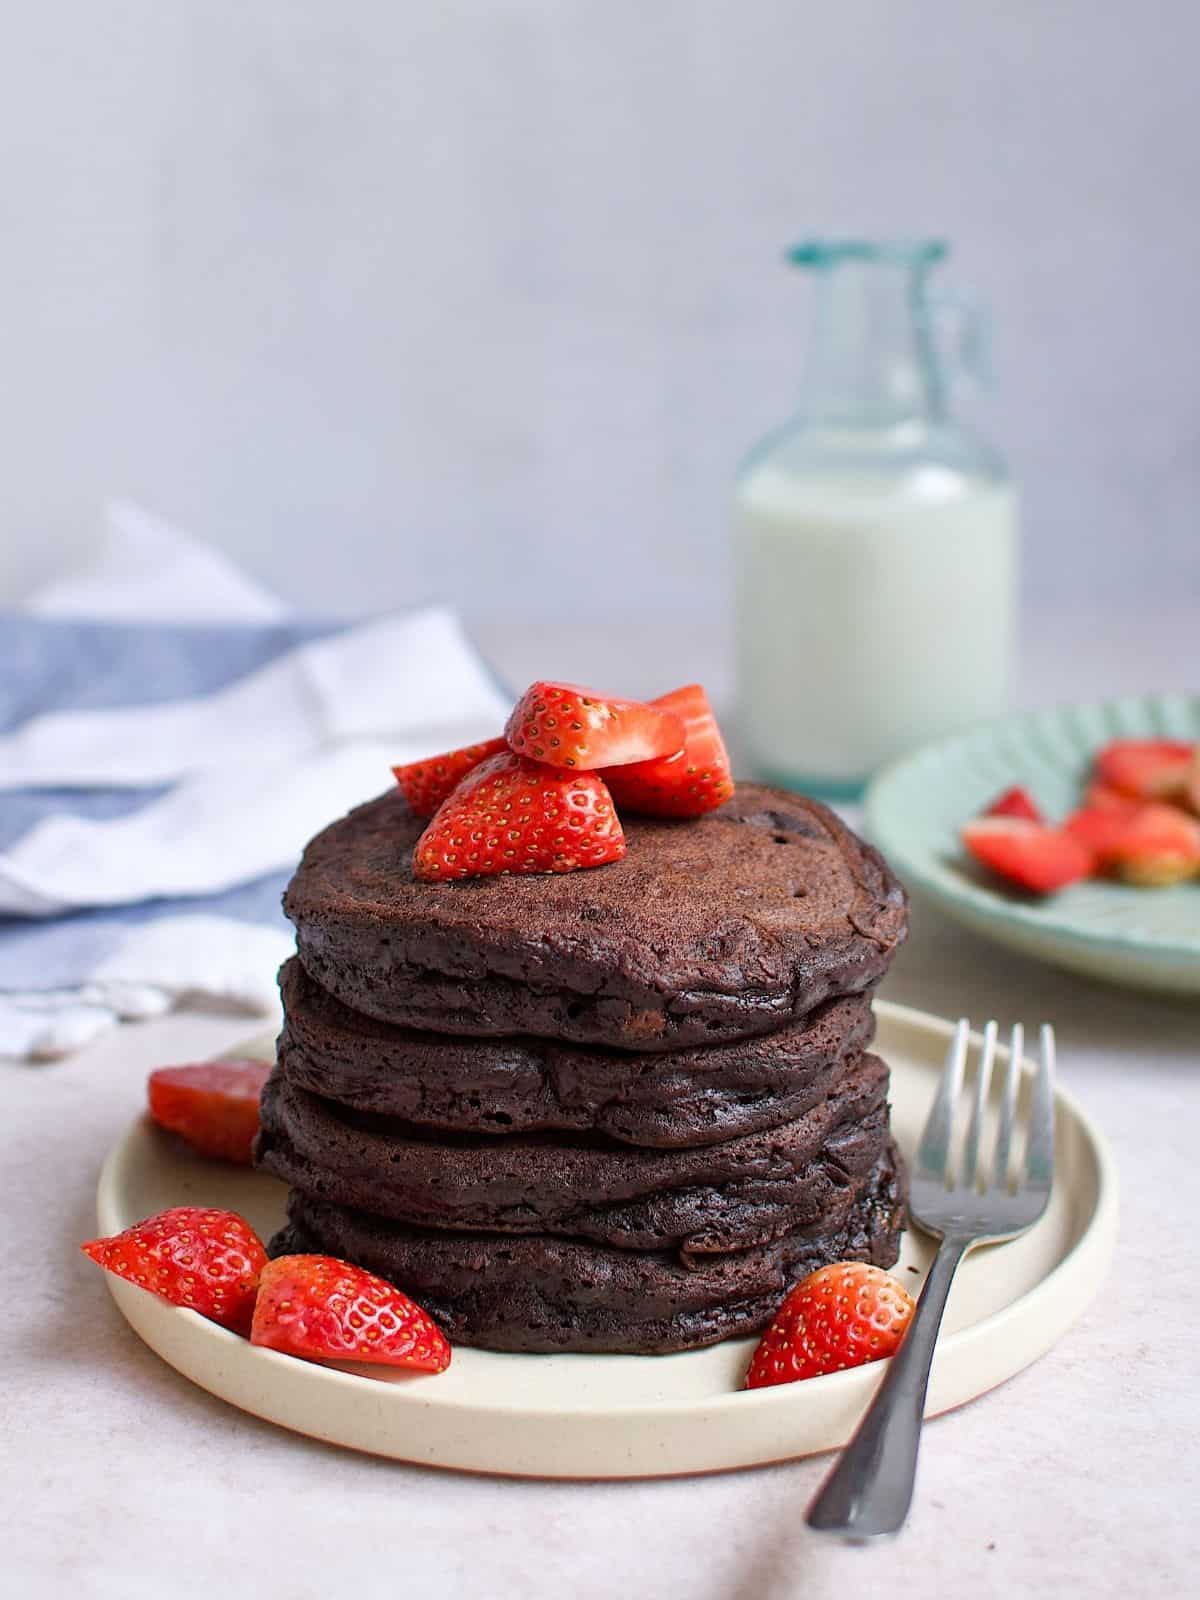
[1186,751,1200,818]
[745,1262,915,1388]
[603,684,735,818]
[982,785,1043,824]
[1083,781,1143,812]
[392,736,507,817]
[1094,739,1195,801]
[251,1255,451,1372]
[81,1207,266,1333]
[962,816,1093,893]
[147,1059,272,1165]
[505,681,685,770]
[1089,802,1200,887]
[413,751,624,880]
[1064,797,1145,858]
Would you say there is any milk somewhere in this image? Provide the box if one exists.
[734,462,1017,791]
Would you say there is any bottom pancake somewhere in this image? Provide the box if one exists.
[269,1142,906,1355]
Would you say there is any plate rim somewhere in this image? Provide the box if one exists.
[864,690,1200,960]
[92,1001,1119,1473]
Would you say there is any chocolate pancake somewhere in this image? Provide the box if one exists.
[277,957,876,1149]
[270,1143,906,1354]
[255,1051,891,1254]
[284,783,906,1052]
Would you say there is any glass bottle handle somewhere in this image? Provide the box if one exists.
[928,287,993,388]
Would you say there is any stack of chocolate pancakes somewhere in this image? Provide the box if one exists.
[257,782,910,1354]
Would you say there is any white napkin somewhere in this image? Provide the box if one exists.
[0,600,510,793]
[27,500,287,624]
[1,918,295,1060]
[0,503,511,1057]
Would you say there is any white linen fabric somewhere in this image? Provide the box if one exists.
[0,502,510,1058]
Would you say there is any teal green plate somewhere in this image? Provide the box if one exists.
[864,693,1200,995]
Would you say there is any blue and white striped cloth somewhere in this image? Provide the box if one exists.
[0,505,509,1058]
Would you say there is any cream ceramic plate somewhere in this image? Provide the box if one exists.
[96,1002,1116,1479]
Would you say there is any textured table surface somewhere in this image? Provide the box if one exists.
[5,616,1198,1599]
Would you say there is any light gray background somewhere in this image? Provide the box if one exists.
[2,0,1197,623]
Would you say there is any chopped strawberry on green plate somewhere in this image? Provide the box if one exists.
[1094,738,1195,802]
[983,785,1043,823]
[962,816,1093,894]
[1068,801,1200,887]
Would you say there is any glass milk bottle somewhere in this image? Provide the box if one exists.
[734,239,1017,798]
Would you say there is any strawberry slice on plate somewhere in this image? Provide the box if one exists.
[505,681,685,770]
[746,1263,915,1389]
[1094,738,1195,802]
[1186,750,1200,818]
[413,751,625,880]
[392,736,507,817]
[982,785,1044,824]
[251,1255,451,1372]
[603,684,735,818]
[81,1207,267,1334]
[1082,781,1143,813]
[147,1059,272,1164]
[1068,801,1200,887]
[962,816,1093,894]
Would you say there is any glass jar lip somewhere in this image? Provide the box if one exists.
[786,238,949,269]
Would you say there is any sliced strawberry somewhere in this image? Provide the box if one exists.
[1094,739,1195,801]
[603,684,734,818]
[1083,801,1200,887]
[962,816,1093,894]
[412,751,624,880]
[81,1207,267,1334]
[392,736,507,817]
[1083,781,1143,812]
[982,785,1043,824]
[147,1059,272,1165]
[745,1263,915,1388]
[1064,796,1145,858]
[251,1255,451,1372]
[1186,750,1200,819]
[505,681,685,770]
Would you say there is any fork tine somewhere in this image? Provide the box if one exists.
[961,1020,997,1190]
[989,1022,1024,1192]
[1023,1024,1056,1191]
[916,1018,969,1183]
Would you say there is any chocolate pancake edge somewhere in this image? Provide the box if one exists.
[255,1050,893,1253]
[270,1143,906,1355]
[284,782,907,1051]
[277,956,877,1148]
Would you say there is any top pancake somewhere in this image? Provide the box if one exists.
[285,782,907,1052]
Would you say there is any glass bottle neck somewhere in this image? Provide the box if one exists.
[802,261,944,427]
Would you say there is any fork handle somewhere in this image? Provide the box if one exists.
[805,1237,969,1539]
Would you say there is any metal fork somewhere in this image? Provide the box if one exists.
[806,1019,1056,1540]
